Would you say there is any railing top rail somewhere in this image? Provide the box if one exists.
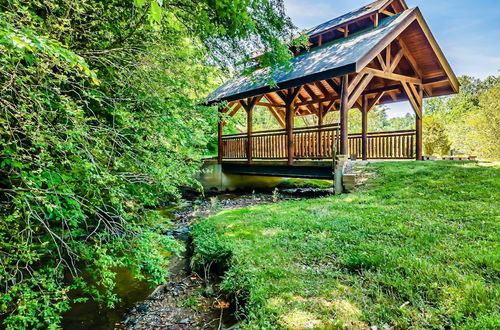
[348,129,416,137]
[222,123,340,138]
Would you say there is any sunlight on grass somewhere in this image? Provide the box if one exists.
[192,161,500,329]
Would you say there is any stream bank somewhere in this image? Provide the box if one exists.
[119,189,333,329]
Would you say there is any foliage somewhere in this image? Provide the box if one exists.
[0,0,299,328]
[422,117,451,156]
[276,178,332,190]
[192,162,500,328]
[424,75,500,159]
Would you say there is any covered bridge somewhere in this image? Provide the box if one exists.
[208,0,458,178]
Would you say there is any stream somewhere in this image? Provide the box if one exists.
[62,188,333,329]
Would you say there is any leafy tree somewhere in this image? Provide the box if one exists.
[0,0,301,328]
[423,74,500,159]
[422,117,451,156]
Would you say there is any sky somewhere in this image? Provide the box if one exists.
[284,0,500,117]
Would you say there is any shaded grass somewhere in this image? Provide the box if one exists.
[191,161,500,329]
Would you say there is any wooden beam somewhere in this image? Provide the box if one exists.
[324,78,342,95]
[409,83,422,107]
[246,102,253,164]
[348,70,368,94]
[366,92,385,112]
[265,105,286,128]
[364,68,422,85]
[297,93,317,115]
[401,82,422,118]
[361,95,369,161]
[340,75,349,155]
[314,81,332,98]
[303,85,319,101]
[374,13,379,27]
[381,10,394,16]
[227,103,242,118]
[377,54,387,71]
[286,97,295,165]
[218,108,224,164]
[416,84,423,160]
[389,48,404,72]
[385,43,391,69]
[256,102,285,108]
[348,73,374,109]
[324,99,338,113]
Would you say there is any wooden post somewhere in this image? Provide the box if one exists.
[286,99,295,165]
[361,95,368,161]
[317,103,324,158]
[218,120,224,164]
[416,115,422,160]
[340,75,349,155]
[246,105,253,164]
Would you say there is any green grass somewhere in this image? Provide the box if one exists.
[276,178,333,190]
[191,162,500,329]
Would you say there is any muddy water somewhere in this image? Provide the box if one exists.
[62,268,154,329]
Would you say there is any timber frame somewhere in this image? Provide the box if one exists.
[211,0,459,168]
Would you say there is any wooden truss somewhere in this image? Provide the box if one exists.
[219,38,425,164]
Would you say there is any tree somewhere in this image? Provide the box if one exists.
[422,117,451,156]
[423,74,500,159]
[0,0,302,328]
[465,85,500,159]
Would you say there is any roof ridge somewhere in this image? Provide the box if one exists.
[304,0,399,38]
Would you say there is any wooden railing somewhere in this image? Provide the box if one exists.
[221,126,415,160]
[348,130,416,159]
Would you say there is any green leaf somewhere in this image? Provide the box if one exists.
[150,2,162,24]
[134,0,146,7]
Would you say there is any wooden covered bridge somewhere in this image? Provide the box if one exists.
[207,0,458,179]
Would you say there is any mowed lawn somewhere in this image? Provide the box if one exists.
[192,161,499,329]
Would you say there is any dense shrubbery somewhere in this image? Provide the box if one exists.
[425,75,500,159]
[0,0,299,328]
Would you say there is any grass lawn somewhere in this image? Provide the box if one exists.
[276,178,333,190]
[191,161,499,329]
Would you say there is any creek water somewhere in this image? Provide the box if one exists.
[61,180,333,329]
